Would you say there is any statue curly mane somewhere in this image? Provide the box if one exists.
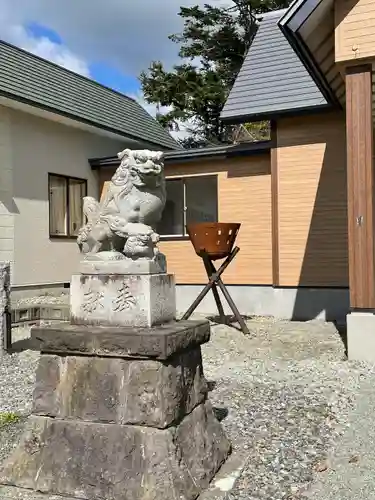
[77,148,166,261]
[111,151,132,189]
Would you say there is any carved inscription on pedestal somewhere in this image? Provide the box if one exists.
[112,281,136,312]
[82,289,104,313]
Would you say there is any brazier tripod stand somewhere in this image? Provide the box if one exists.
[182,223,250,335]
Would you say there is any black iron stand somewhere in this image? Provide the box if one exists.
[182,247,250,335]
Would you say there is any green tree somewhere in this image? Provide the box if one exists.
[140,0,290,147]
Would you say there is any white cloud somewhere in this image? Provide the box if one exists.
[26,37,90,76]
[130,92,159,119]
[131,92,193,141]
[1,19,90,76]
[0,0,223,76]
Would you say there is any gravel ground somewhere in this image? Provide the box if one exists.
[304,374,375,500]
[201,316,374,500]
[0,313,374,499]
[0,326,39,467]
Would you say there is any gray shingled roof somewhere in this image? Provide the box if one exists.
[0,41,180,150]
[220,9,328,122]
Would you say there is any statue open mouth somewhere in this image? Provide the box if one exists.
[137,163,162,175]
[134,164,162,187]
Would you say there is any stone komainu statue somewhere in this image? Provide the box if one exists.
[77,149,166,261]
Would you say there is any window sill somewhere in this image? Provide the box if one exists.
[49,235,78,240]
[159,235,190,242]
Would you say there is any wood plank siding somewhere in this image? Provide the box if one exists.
[97,112,348,289]
[335,0,375,63]
[276,113,348,287]
[305,7,345,105]
[98,156,273,285]
[346,65,375,308]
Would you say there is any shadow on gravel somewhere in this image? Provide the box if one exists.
[206,381,229,422]
[333,320,348,358]
[207,381,217,392]
[207,314,252,332]
[212,407,229,422]
[8,338,34,353]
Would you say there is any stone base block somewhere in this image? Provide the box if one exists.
[80,254,167,275]
[0,403,231,500]
[33,349,207,429]
[347,311,375,362]
[31,320,210,360]
[70,273,176,327]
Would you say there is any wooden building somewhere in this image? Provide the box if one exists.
[91,113,348,326]
[92,0,375,361]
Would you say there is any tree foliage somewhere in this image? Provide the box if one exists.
[140,0,290,147]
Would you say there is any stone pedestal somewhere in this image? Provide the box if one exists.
[0,320,231,500]
[71,272,176,327]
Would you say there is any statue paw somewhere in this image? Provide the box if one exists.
[151,232,160,244]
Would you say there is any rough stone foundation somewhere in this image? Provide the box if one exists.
[0,320,231,500]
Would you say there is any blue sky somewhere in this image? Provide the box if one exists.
[0,0,213,116]
[27,21,62,45]
[25,21,147,97]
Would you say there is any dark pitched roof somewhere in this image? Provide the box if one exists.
[0,40,180,150]
[89,141,271,169]
[220,9,329,123]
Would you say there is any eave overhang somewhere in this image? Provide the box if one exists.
[278,0,341,109]
[89,140,272,170]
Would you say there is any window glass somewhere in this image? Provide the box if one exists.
[49,174,87,237]
[49,175,67,236]
[185,176,217,225]
[69,179,86,236]
[158,179,184,235]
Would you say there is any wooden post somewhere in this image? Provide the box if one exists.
[270,121,279,286]
[345,64,375,309]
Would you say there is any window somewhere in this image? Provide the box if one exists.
[158,176,218,237]
[49,174,87,237]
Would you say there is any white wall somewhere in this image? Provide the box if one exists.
[2,105,128,286]
[0,107,14,269]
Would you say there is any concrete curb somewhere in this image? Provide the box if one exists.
[11,304,70,325]
[198,449,248,500]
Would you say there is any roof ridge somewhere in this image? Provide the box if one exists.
[0,39,141,107]
[255,8,287,21]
